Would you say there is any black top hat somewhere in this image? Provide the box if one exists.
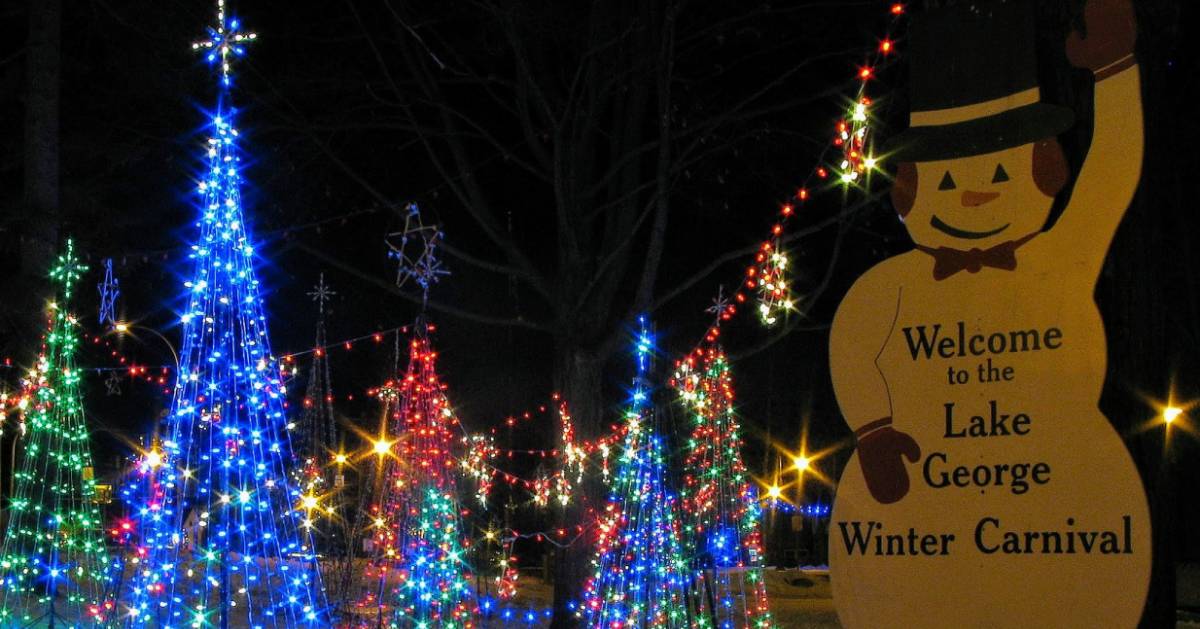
[882,0,1074,162]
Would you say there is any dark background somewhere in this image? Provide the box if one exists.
[0,0,1197,623]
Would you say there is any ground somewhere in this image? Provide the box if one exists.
[466,563,1200,628]
[469,567,839,628]
[59,560,1196,627]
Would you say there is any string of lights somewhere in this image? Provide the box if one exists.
[459,394,627,509]
[702,2,907,333]
[280,324,414,363]
[761,500,831,518]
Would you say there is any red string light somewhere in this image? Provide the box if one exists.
[718,3,905,328]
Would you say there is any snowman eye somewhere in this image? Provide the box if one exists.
[992,164,1010,183]
[937,171,956,191]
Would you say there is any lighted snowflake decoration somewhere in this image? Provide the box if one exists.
[306,272,336,316]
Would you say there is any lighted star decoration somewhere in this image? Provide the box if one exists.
[98,258,120,328]
[104,371,122,397]
[387,203,450,302]
[307,272,336,317]
[191,0,257,86]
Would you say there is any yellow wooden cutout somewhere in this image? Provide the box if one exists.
[828,2,1150,627]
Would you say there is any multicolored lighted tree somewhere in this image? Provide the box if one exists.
[674,342,772,628]
[582,319,692,628]
[356,327,475,627]
[118,2,324,626]
[0,240,115,626]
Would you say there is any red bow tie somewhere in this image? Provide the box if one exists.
[915,234,1037,281]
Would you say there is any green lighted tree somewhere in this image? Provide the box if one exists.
[0,239,115,626]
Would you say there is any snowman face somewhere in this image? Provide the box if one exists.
[902,142,1054,251]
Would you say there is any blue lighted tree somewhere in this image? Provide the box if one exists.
[118,2,325,626]
[581,319,692,628]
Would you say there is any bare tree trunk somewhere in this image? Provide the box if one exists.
[1,0,60,366]
[0,0,62,543]
[551,345,605,629]
[22,0,61,273]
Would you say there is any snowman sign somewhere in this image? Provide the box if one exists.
[828,0,1150,626]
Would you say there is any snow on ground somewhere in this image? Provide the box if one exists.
[457,567,840,628]
[460,562,1200,628]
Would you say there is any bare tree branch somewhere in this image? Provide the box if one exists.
[486,3,557,173]
[674,47,863,155]
[598,4,678,360]
[408,93,553,183]
[439,240,524,277]
[393,27,554,300]
[572,195,660,314]
[293,241,552,331]
[728,321,831,362]
[652,191,882,310]
[729,192,858,361]
[0,46,26,68]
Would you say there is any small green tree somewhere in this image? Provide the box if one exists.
[0,239,114,626]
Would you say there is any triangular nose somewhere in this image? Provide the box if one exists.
[961,190,1000,207]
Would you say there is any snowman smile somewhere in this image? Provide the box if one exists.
[930,215,1011,240]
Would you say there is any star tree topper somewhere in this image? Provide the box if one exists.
[307,273,336,317]
[387,203,450,304]
[192,0,257,85]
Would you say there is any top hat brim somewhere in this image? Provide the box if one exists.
[881,102,1074,163]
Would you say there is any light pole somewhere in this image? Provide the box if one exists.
[111,322,180,374]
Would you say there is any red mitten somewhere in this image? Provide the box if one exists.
[1066,0,1137,79]
[855,417,921,505]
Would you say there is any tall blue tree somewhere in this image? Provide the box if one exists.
[581,319,692,628]
[119,2,325,626]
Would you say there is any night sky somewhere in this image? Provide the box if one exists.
[1,1,906,479]
[1,0,1198,614]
